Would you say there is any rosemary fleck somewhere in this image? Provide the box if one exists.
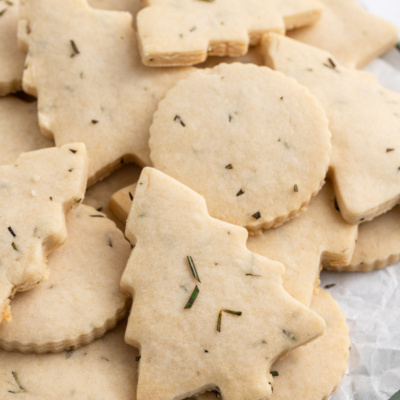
[386,148,395,153]
[70,40,80,57]
[0,9,7,17]
[245,273,261,277]
[225,164,233,170]
[236,188,244,197]
[184,285,200,309]
[174,115,186,127]
[282,329,296,341]
[66,349,74,359]
[12,242,18,252]
[10,371,26,393]
[91,119,99,124]
[129,192,134,201]
[69,148,77,154]
[323,57,336,69]
[270,370,279,377]
[136,355,141,362]
[187,255,201,282]
[90,214,105,218]
[294,184,298,192]
[217,309,242,332]
[324,283,336,289]
[8,226,16,238]
[252,211,261,220]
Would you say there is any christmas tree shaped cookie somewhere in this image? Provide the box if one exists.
[121,167,325,400]
[263,33,400,224]
[0,143,87,323]
[18,0,192,185]
[137,0,323,66]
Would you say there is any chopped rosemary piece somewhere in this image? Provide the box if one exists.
[212,388,221,398]
[70,40,80,56]
[323,57,336,69]
[90,214,104,218]
[184,285,199,309]
[75,198,82,203]
[91,119,99,124]
[65,349,74,359]
[49,196,53,201]
[174,115,186,127]
[270,370,279,377]
[217,309,242,332]
[387,148,395,152]
[294,184,298,192]
[334,198,340,212]
[396,42,400,52]
[12,242,18,252]
[236,188,244,196]
[252,211,261,219]
[10,371,26,393]
[187,255,201,282]
[0,9,7,17]
[324,283,336,289]
[8,226,16,238]
[6,1,13,5]
[225,164,233,169]
[136,355,141,362]
[282,329,296,341]
[204,349,209,353]
[107,235,113,247]
[129,192,134,201]
[228,114,233,122]
[69,148,77,154]
[245,273,261,277]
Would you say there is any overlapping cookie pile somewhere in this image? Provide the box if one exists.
[0,0,399,398]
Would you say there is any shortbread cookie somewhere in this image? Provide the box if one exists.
[18,0,193,185]
[121,167,325,400]
[325,205,400,272]
[137,0,322,66]
[0,97,53,165]
[0,321,139,399]
[196,290,349,400]
[263,33,400,224]
[150,63,331,233]
[288,0,398,69]
[0,143,87,324]
[0,204,130,353]
[247,181,357,306]
[0,0,25,95]
[84,164,141,225]
[109,183,137,226]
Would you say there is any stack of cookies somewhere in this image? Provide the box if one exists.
[0,0,399,398]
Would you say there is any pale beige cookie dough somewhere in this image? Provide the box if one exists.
[18,0,193,185]
[0,204,131,353]
[109,182,137,226]
[0,321,139,399]
[325,205,400,272]
[0,143,87,324]
[263,33,400,225]
[0,0,25,96]
[122,167,325,400]
[150,63,331,233]
[0,97,53,165]
[247,181,357,306]
[137,0,322,66]
[84,164,141,227]
[288,0,398,69]
[196,290,349,400]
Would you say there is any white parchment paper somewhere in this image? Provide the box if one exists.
[321,3,400,397]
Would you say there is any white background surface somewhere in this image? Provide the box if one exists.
[321,2,400,399]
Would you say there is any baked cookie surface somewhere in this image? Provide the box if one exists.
[150,63,331,232]
[121,167,325,400]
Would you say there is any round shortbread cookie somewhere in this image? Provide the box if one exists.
[0,321,139,399]
[196,289,349,400]
[149,63,331,232]
[0,204,131,353]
